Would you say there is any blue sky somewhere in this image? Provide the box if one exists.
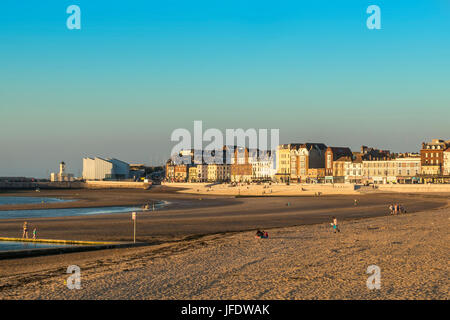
[0,0,449,177]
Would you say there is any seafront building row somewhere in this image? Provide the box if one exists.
[165,139,450,184]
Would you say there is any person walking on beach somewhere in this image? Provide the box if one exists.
[32,227,37,240]
[22,222,29,239]
[389,204,394,215]
[400,204,406,214]
[331,216,340,233]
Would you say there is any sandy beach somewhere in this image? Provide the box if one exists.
[0,187,448,299]
[0,199,448,299]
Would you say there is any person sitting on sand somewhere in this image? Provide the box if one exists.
[255,230,263,238]
[22,222,29,239]
[255,230,269,239]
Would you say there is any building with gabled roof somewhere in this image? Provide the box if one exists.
[324,147,353,183]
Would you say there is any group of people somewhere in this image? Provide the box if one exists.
[389,203,406,215]
[22,221,37,239]
[255,230,269,239]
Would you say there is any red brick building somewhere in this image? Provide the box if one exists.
[420,139,450,177]
[231,147,252,182]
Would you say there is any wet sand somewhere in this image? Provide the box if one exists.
[0,188,446,243]
[0,200,448,299]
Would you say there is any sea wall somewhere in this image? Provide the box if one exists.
[0,181,84,190]
[376,184,450,193]
[0,181,149,190]
[162,182,358,195]
[84,181,149,189]
[163,182,450,195]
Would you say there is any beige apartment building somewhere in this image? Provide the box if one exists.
[207,164,231,182]
[344,158,363,183]
[297,143,327,183]
[444,148,450,176]
[188,166,198,182]
[362,157,421,184]
[289,145,302,182]
[324,147,353,183]
[165,161,175,181]
[276,143,327,183]
[196,164,208,182]
[276,144,299,182]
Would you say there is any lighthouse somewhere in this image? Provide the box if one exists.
[50,161,74,182]
[59,161,66,175]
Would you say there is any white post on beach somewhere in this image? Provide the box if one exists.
[132,212,136,243]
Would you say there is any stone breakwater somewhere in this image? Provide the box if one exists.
[0,181,149,190]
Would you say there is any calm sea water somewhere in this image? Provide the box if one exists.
[0,198,168,219]
[0,196,72,205]
[0,240,80,251]
[0,206,146,219]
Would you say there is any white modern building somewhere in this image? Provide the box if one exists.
[82,157,130,181]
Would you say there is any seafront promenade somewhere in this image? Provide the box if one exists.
[163,182,450,196]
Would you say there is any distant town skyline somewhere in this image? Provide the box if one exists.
[1,0,449,178]
[1,137,446,179]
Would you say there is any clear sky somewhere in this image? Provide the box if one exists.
[1,0,449,177]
